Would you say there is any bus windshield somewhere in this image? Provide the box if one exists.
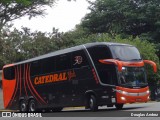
[118,67,147,87]
[109,45,142,61]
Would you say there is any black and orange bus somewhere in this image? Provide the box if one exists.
[2,42,157,112]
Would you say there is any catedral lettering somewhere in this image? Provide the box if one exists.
[2,42,157,113]
[34,72,67,85]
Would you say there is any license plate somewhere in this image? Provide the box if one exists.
[136,98,142,102]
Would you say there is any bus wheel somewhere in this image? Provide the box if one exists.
[89,95,98,111]
[20,100,27,112]
[115,103,124,110]
[28,99,37,112]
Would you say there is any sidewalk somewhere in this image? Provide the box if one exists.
[0,89,4,109]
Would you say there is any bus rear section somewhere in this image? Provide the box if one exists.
[2,64,16,109]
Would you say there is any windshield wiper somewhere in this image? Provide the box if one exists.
[130,59,142,61]
[121,83,147,87]
[115,58,121,60]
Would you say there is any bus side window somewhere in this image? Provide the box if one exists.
[41,57,55,74]
[30,61,42,76]
[88,45,117,85]
[88,45,112,64]
[3,66,15,80]
[99,69,114,84]
[72,50,89,68]
[56,53,71,71]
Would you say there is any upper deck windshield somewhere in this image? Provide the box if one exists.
[109,45,142,61]
[119,67,147,87]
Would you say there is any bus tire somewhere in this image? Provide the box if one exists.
[115,103,124,110]
[19,100,28,112]
[89,95,98,111]
[28,99,37,112]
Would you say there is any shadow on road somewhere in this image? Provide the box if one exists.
[41,106,149,117]
[44,106,148,113]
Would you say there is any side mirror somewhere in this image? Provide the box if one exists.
[99,59,123,72]
[143,60,157,73]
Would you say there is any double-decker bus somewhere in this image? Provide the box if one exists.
[2,42,157,112]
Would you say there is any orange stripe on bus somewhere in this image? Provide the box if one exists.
[25,64,41,104]
[23,64,28,97]
[19,65,22,97]
[28,64,47,104]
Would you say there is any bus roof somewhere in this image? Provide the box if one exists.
[14,42,132,65]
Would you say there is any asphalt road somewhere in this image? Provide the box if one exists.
[44,102,160,116]
[0,102,160,120]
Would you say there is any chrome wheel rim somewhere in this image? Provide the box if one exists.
[30,102,35,112]
[89,98,94,109]
[21,102,26,112]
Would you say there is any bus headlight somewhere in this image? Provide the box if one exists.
[116,90,128,95]
[121,97,126,101]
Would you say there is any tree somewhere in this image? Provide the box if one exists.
[62,25,90,47]
[0,26,70,69]
[0,0,56,30]
[82,0,160,43]
[0,0,77,30]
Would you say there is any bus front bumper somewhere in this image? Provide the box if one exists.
[115,86,150,104]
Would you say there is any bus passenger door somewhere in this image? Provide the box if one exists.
[71,79,79,105]
[96,64,117,104]
[71,50,92,106]
[71,66,93,106]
